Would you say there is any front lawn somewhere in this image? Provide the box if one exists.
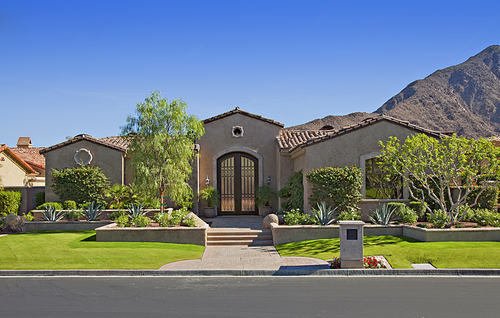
[0,230,204,270]
[276,235,500,269]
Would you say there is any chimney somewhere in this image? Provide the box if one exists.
[17,137,32,148]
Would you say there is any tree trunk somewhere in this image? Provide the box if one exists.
[160,183,165,214]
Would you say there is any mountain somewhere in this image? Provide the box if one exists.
[287,45,500,138]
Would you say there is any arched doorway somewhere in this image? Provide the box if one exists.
[217,152,258,215]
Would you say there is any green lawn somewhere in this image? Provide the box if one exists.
[276,235,500,269]
[0,230,205,270]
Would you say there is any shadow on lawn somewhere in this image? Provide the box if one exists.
[80,234,96,241]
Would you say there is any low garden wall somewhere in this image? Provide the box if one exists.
[30,209,172,221]
[270,223,500,245]
[95,223,208,246]
[23,221,112,232]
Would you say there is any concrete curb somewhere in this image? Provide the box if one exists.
[1,269,500,277]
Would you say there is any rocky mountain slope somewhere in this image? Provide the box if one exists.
[287,45,500,138]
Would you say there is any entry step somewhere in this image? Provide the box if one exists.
[207,229,273,246]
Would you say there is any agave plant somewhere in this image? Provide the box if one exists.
[127,203,145,217]
[82,202,103,221]
[311,202,337,225]
[41,204,65,221]
[369,204,398,225]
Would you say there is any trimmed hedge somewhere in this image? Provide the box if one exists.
[0,191,22,216]
[278,170,304,212]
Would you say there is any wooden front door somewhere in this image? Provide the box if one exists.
[217,153,258,215]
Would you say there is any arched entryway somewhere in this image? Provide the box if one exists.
[217,152,258,215]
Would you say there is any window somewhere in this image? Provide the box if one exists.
[365,158,402,199]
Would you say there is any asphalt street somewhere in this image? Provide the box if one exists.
[0,276,498,317]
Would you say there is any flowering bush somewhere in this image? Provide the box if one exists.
[363,256,385,269]
[330,256,386,269]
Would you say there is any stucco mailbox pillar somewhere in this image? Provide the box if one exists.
[339,220,365,269]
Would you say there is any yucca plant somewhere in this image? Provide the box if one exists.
[311,202,337,225]
[127,202,145,217]
[82,201,103,221]
[369,204,398,225]
[41,204,65,221]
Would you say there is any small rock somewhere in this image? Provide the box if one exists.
[3,214,25,233]
[263,214,279,229]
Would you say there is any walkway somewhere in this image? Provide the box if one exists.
[160,216,330,271]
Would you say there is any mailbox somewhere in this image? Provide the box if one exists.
[339,220,365,269]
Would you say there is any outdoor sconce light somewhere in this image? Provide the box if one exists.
[206,175,210,186]
[267,175,271,185]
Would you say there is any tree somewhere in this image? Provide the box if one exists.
[121,91,205,213]
[378,134,500,225]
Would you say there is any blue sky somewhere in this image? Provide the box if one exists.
[1,0,499,147]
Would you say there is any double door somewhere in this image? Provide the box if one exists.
[217,153,258,215]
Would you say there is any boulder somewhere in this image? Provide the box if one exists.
[183,212,208,228]
[3,214,25,233]
[263,214,279,229]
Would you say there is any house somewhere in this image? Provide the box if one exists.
[41,109,448,219]
[0,137,46,214]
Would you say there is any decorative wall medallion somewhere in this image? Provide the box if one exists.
[232,125,244,138]
[74,148,93,166]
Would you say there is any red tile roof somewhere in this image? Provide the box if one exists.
[277,130,331,151]
[278,115,449,152]
[40,134,128,154]
[203,107,284,127]
[10,147,45,169]
[0,145,37,174]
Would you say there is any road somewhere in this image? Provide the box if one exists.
[0,276,498,317]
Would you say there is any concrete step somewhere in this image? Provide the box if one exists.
[208,234,272,241]
[207,239,274,246]
[207,229,273,246]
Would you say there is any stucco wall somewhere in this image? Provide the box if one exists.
[44,140,125,202]
[197,113,282,214]
[294,120,431,212]
[0,153,29,187]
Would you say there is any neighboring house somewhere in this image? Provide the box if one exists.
[0,137,45,214]
[42,108,448,219]
[40,134,131,203]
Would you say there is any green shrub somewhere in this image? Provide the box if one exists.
[284,209,316,225]
[427,210,447,228]
[63,210,83,221]
[0,217,4,230]
[472,209,500,227]
[51,165,110,205]
[393,205,418,224]
[278,170,304,211]
[183,216,196,227]
[459,205,474,222]
[369,204,397,225]
[108,210,127,221]
[306,166,362,214]
[37,202,63,210]
[41,204,64,221]
[24,212,34,222]
[82,202,103,221]
[63,200,77,210]
[0,191,23,216]
[116,214,131,227]
[154,212,169,227]
[311,202,337,225]
[132,215,150,227]
[337,209,362,221]
[35,192,45,208]
[409,201,426,221]
[467,186,498,211]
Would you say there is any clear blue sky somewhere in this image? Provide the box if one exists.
[1,0,499,147]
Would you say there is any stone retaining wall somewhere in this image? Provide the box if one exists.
[23,221,112,232]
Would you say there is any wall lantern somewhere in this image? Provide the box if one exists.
[267,175,271,186]
[206,175,210,186]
